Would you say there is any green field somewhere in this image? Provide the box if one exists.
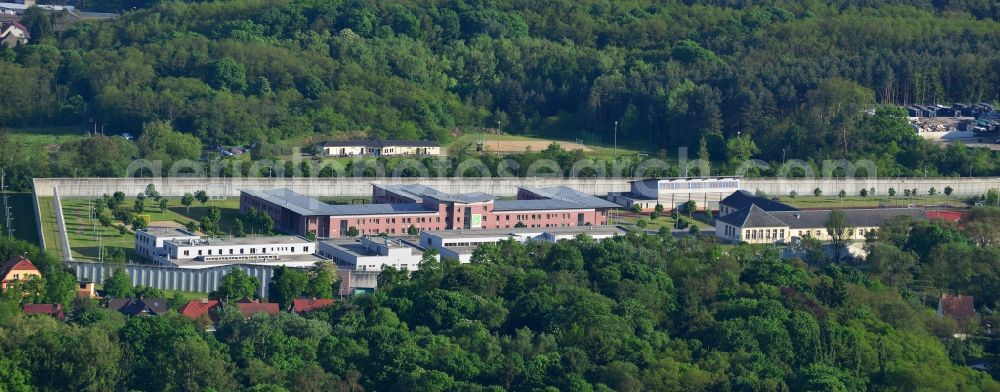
[8,126,90,152]
[42,196,241,261]
[778,195,964,209]
[449,133,654,161]
[613,210,714,232]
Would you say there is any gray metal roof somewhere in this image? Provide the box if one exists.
[769,208,926,229]
[719,206,927,229]
[242,188,437,216]
[720,190,797,212]
[717,205,788,228]
[493,199,591,211]
[426,225,627,239]
[376,184,494,203]
[518,186,620,209]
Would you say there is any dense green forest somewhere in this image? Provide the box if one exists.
[2,0,1000,181]
[3,208,1000,391]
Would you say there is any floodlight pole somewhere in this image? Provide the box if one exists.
[613,121,618,162]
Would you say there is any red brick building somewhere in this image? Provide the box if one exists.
[240,184,618,238]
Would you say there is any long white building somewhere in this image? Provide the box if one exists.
[419,226,628,262]
[608,177,741,212]
[156,236,324,269]
[135,226,200,260]
[318,236,432,272]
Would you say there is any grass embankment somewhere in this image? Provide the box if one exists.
[613,210,715,232]
[779,195,964,209]
[8,126,89,151]
[43,197,241,261]
[450,133,655,161]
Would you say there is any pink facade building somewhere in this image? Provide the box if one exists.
[240,184,618,238]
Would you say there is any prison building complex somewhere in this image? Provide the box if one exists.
[240,184,619,238]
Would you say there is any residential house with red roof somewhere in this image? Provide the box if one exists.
[1,256,41,291]
[0,21,28,47]
[22,303,65,320]
[938,293,978,337]
[178,298,222,322]
[236,299,279,318]
[291,298,334,314]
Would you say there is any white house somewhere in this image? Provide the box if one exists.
[135,226,200,260]
[157,236,322,269]
[317,236,431,272]
[419,226,627,262]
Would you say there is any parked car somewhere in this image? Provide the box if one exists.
[121,132,134,140]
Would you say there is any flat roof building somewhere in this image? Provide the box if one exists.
[135,226,200,260]
[157,235,324,269]
[609,177,742,212]
[317,236,431,272]
[241,184,618,238]
[419,226,628,262]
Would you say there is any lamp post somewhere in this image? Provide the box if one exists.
[497,120,501,154]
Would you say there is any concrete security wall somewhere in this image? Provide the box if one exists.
[34,177,1000,199]
[743,178,1000,198]
[32,177,631,198]
[52,186,73,261]
[70,262,278,298]
[68,262,380,298]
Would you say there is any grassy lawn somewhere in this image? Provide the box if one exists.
[779,195,964,209]
[8,126,90,151]
[37,196,64,257]
[449,133,655,161]
[44,197,242,261]
[613,210,714,232]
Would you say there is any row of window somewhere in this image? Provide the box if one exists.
[744,228,785,241]
[180,246,309,257]
[662,180,739,190]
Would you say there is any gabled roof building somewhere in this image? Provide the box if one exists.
[718,190,797,217]
[291,298,335,313]
[22,303,65,320]
[716,205,927,244]
[938,294,978,332]
[107,298,169,316]
[1,256,41,291]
